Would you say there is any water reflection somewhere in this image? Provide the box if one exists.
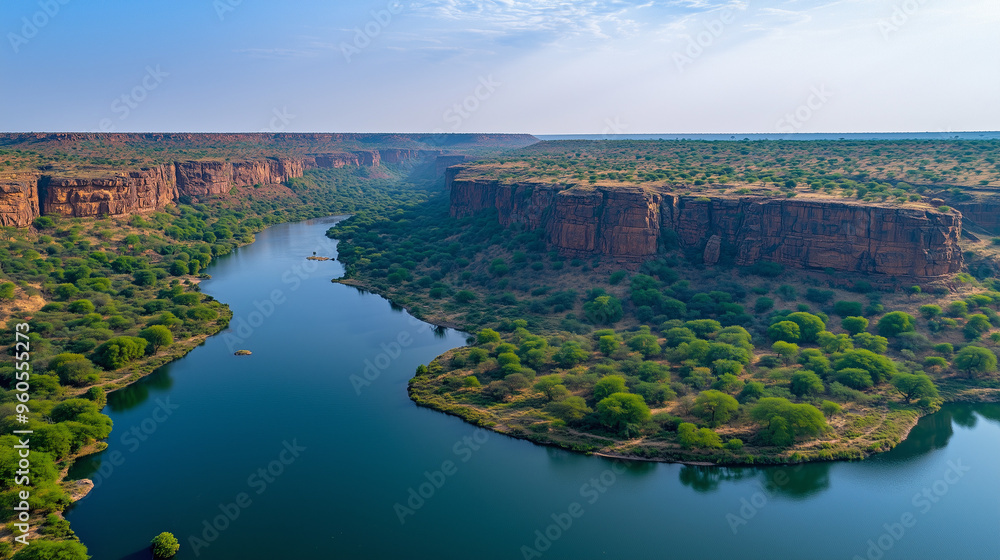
[106,367,174,413]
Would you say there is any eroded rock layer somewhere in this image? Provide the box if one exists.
[449,173,963,277]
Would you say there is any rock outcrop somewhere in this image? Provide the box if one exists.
[449,172,964,278]
[0,176,40,226]
[176,158,304,198]
[41,165,177,218]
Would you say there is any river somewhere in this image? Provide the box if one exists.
[66,216,1000,560]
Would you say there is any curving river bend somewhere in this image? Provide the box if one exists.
[66,216,1000,560]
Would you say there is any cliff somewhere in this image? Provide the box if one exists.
[0,176,40,226]
[0,149,459,224]
[449,173,963,278]
[41,165,177,219]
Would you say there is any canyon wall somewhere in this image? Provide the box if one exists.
[0,149,446,224]
[0,176,41,227]
[41,164,178,218]
[449,173,964,278]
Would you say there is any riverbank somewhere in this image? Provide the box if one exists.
[335,268,1000,466]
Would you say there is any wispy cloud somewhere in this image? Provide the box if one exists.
[410,0,651,41]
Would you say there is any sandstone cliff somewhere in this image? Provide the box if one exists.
[0,149,461,225]
[0,176,40,227]
[449,172,963,278]
[41,165,177,218]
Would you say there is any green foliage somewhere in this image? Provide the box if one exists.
[890,373,939,403]
[784,312,826,343]
[596,393,650,436]
[546,396,591,423]
[877,311,916,337]
[151,532,180,558]
[841,316,869,335]
[583,295,624,324]
[750,397,827,446]
[677,423,723,448]
[91,336,148,370]
[692,390,739,427]
[139,325,174,353]
[10,539,89,560]
[834,349,896,384]
[833,301,863,317]
[790,371,824,397]
[953,346,998,377]
[768,321,800,343]
[553,341,589,368]
[593,375,628,401]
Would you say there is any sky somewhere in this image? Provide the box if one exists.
[1,0,998,134]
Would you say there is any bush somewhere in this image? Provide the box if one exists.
[151,532,181,558]
[92,336,149,370]
[877,311,916,337]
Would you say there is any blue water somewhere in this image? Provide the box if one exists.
[65,216,1000,560]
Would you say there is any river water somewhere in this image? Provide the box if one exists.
[66,216,1000,560]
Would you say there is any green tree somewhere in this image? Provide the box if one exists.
[583,295,624,324]
[553,341,589,368]
[92,336,149,370]
[598,335,620,356]
[627,333,661,358]
[834,349,896,385]
[596,393,651,436]
[677,423,723,449]
[546,396,591,423]
[10,540,89,560]
[953,346,998,378]
[139,325,174,353]
[593,375,628,401]
[750,397,827,446]
[768,320,800,343]
[790,370,824,397]
[877,311,916,337]
[841,316,869,335]
[151,532,180,558]
[772,341,799,364]
[534,375,566,401]
[919,304,942,319]
[692,390,740,427]
[852,332,888,353]
[833,301,864,317]
[891,373,939,404]
[738,381,765,403]
[476,329,501,345]
[836,368,874,390]
[0,282,15,300]
[785,312,826,343]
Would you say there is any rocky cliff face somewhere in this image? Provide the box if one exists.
[449,173,964,277]
[41,165,177,218]
[176,157,305,197]
[0,176,40,226]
